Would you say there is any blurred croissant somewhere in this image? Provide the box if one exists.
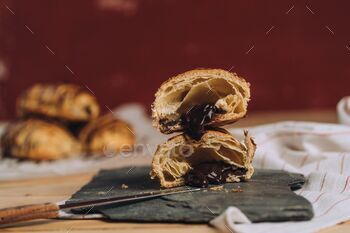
[79,114,135,155]
[17,83,100,122]
[1,119,81,161]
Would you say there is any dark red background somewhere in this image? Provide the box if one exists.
[0,0,349,120]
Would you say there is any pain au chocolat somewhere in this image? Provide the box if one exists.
[17,84,100,122]
[1,119,81,161]
[152,69,250,135]
[150,130,256,188]
[79,114,135,155]
[151,68,256,188]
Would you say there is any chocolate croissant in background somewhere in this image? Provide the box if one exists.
[152,69,250,134]
[79,114,135,155]
[1,119,81,161]
[150,130,256,188]
[17,84,100,122]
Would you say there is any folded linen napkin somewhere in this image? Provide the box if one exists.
[337,96,350,126]
[211,121,350,233]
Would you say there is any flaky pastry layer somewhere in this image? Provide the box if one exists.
[152,69,250,134]
[150,130,256,188]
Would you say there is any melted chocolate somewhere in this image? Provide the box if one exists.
[159,118,178,129]
[84,105,92,116]
[185,161,247,188]
[68,121,88,137]
[181,104,219,139]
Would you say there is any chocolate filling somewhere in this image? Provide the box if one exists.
[185,161,247,188]
[180,104,220,140]
[84,105,92,116]
[159,118,178,129]
[67,121,88,137]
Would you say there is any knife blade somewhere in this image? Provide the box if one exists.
[0,187,201,226]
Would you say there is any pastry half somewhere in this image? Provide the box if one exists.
[150,130,256,188]
[17,84,100,122]
[79,114,135,155]
[152,69,250,134]
[1,119,81,161]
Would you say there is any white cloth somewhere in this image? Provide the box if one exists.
[211,121,350,233]
[337,96,350,126]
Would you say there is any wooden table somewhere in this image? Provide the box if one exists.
[0,109,349,233]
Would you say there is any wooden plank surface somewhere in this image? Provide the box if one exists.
[0,109,348,233]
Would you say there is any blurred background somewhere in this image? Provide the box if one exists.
[0,0,349,120]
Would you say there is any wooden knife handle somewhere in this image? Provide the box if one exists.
[0,203,59,226]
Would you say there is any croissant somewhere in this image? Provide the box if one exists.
[1,119,81,161]
[17,84,100,122]
[79,114,135,155]
[152,69,250,135]
[150,130,256,188]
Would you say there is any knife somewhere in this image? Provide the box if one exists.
[0,187,201,226]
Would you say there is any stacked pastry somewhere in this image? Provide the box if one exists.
[1,84,134,161]
[150,69,256,188]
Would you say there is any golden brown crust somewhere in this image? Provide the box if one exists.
[151,68,251,134]
[1,119,81,161]
[17,84,100,122]
[79,114,135,155]
[150,130,256,188]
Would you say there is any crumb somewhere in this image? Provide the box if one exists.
[226,174,240,182]
[231,188,243,193]
[98,191,106,195]
[121,184,129,189]
[210,185,224,191]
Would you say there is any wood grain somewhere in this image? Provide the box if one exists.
[0,203,59,226]
[0,110,347,232]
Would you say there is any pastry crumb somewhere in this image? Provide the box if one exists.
[210,185,224,191]
[121,184,129,189]
[231,187,243,193]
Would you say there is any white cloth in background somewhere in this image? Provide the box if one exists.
[337,96,350,126]
[211,121,350,233]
